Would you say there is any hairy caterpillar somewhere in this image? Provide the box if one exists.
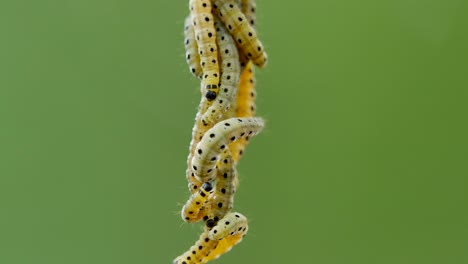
[181,182,214,222]
[191,117,265,182]
[208,212,248,241]
[173,227,219,264]
[230,62,256,162]
[200,17,241,127]
[184,16,203,79]
[204,149,237,228]
[189,0,220,101]
[240,0,256,27]
[212,0,267,67]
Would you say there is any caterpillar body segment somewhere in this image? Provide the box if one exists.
[173,227,219,264]
[181,182,214,222]
[208,212,249,241]
[212,0,267,67]
[230,62,256,162]
[184,16,203,79]
[191,117,265,182]
[201,17,241,126]
[190,0,220,101]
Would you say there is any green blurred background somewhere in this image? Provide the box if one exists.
[1,0,467,263]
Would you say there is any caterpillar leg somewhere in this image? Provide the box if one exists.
[189,0,220,101]
[212,0,267,67]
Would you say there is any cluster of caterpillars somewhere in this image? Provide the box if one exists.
[174,0,267,263]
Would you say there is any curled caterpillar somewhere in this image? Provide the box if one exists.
[208,212,248,241]
[189,0,220,101]
[200,17,241,126]
[173,227,219,264]
[230,62,256,162]
[191,117,265,182]
[184,16,203,79]
[212,0,267,67]
[181,182,214,222]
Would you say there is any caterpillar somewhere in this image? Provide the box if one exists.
[200,17,241,127]
[191,117,265,182]
[208,212,248,241]
[204,149,237,228]
[184,16,203,79]
[212,0,267,67]
[189,0,220,101]
[173,227,219,264]
[181,182,214,222]
[230,62,256,162]
[240,0,256,28]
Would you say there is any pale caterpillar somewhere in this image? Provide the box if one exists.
[208,212,248,241]
[191,117,265,182]
[173,227,219,264]
[189,0,220,101]
[204,149,237,228]
[211,0,267,67]
[184,16,203,79]
[230,62,256,162]
[181,182,214,222]
[200,17,241,127]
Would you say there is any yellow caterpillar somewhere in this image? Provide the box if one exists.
[208,212,248,241]
[212,0,267,67]
[200,17,241,126]
[173,227,219,264]
[184,16,203,79]
[191,117,265,182]
[189,0,220,101]
[230,62,256,162]
[181,182,214,222]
